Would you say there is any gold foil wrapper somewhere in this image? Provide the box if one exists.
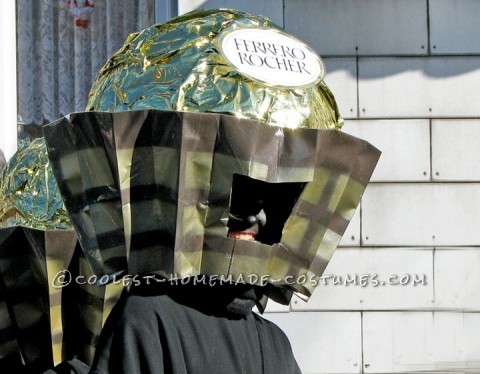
[87,9,343,130]
[0,138,72,230]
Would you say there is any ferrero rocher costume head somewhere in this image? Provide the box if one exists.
[86,9,342,130]
[3,10,380,311]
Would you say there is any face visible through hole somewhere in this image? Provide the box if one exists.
[227,174,306,245]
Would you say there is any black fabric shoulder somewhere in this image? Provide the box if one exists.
[253,313,302,374]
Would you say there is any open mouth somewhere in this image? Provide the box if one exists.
[227,230,257,241]
[226,174,306,245]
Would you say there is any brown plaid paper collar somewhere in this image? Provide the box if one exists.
[43,110,380,304]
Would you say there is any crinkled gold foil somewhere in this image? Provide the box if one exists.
[0,138,72,230]
[87,9,343,130]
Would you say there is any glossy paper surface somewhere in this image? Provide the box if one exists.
[44,110,380,302]
[0,227,122,368]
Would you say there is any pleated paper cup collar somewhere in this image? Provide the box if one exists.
[43,110,380,303]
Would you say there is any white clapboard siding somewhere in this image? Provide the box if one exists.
[363,312,480,373]
[284,0,427,56]
[358,57,480,118]
[434,248,480,311]
[322,58,357,119]
[339,205,360,247]
[429,0,480,55]
[177,0,284,26]
[362,183,480,246]
[342,119,430,182]
[427,312,480,371]
[292,248,433,311]
[363,312,433,373]
[432,119,480,181]
[264,312,362,374]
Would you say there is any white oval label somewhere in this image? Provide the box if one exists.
[218,27,324,88]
